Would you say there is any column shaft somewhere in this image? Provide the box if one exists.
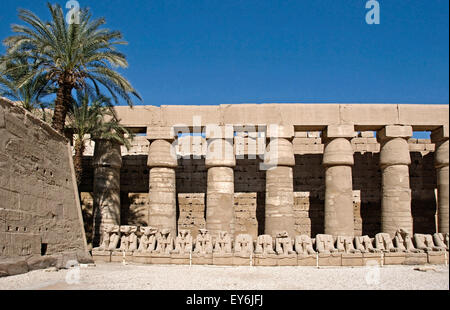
[205,138,235,237]
[264,137,295,237]
[435,140,449,233]
[92,139,122,246]
[206,166,235,235]
[265,166,295,237]
[148,167,177,232]
[147,138,177,235]
[379,137,412,236]
[322,137,354,236]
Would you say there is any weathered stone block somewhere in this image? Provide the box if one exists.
[277,255,297,266]
[170,254,190,265]
[341,253,364,266]
[192,254,213,265]
[0,258,29,276]
[26,255,58,271]
[132,252,152,264]
[378,125,413,141]
[297,255,317,266]
[212,254,233,266]
[151,255,172,265]
[253,255,277,266]
[324,124,355,139]
[110,251,133,263]
[404,252,428,265]
[362,253,383,266]
[383,252,406,265]
[318,253,342,266]
[146,126,175,141]
[232,255,253,266]
[427,252,447,265]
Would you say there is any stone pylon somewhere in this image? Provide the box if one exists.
[431,126,449,234]
[322,125,355,236]
[378,125,413,237]
[264,125,296,238]
[205,125,236,238]
[92,139,122,246]
[146,127,178,235]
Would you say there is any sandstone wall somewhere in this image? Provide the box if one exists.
[0,97,88,260]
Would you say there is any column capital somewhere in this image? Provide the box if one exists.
[146,126,175,142]
[379,137,411,168]
[322,137,354,166]
[377,125,413,143]
[147,139,177,168]
[205,138,236,168]
[264,138,295,167]
[435,140,449,168]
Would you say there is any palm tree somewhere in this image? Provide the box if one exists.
[0,55,54,117]
[68,90,134,186]
[1,3,141,134]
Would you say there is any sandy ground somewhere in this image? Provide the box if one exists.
[0,262,448,290]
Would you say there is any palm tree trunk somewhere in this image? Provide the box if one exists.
[52,83,72,134]
[74,139,85,187]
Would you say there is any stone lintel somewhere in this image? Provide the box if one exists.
[266,124,294,139]
[205,125,234,139]
[377,125,413,142]
[431,125,449,143]
[323,124,355,140]
[146,126,175,141]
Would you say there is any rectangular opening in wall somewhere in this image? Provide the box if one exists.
[409,131,433,154]
[125,127,147,136]
[41,243,47,256]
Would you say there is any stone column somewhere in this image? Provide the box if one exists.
[264,125,296,238]
[92,139,122,246]
[431,126,449,233]
[322,125,355,236]
[147,127,177,235]
[378,125,413,237]
[205,125,236,238]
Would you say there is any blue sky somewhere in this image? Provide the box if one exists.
[0,0,448,110]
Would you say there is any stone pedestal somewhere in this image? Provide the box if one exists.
[432,126,449,234]
[205,137,236,238]
[254,254,278,266]
[378,126,413,236]
[362,253,383,266]
[92,139,122,246]
[383,252,406,265]
[264,136,296,238]
[147,135,178,235]
[232,255,253,266]
[427,251,447,265]
[212,254,233,266]
[92,250,111,263]
[111,251,133,263]
[151,254,172,265]
[404,252,428,265]
[297,255,317,266]
[171,254,191,265]
[318,253,342,266]
[322,125,355,236]
[192,254,213,265]
[132,252,152,264]
[277,254,297,266]
[341,253,364,266]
